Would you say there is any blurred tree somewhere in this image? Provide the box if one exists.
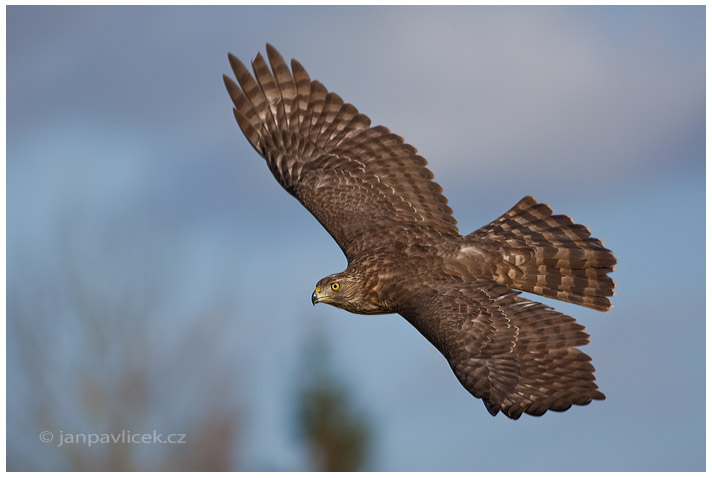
[295,332,371,472]
[6,214,243,471]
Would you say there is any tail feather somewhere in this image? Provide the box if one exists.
[468,196,617,311]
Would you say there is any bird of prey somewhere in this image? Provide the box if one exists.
[223,44,616,419]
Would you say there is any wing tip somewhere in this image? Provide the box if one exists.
[483,399,501,417]
[265,42,278,57]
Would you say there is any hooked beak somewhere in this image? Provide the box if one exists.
[311,289,320,306]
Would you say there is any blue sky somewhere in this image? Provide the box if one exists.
[7,6,705,471]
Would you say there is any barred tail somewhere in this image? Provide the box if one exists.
[468,196,617,311]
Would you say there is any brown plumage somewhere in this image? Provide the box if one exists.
[224,44,616,419]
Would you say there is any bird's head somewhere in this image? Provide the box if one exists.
[311,271,390,315]
[311,273,358,309]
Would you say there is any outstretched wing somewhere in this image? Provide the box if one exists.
[397,279,605,419]
[224,44,459,260]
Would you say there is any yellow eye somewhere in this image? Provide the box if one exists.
[331,282,340,291]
